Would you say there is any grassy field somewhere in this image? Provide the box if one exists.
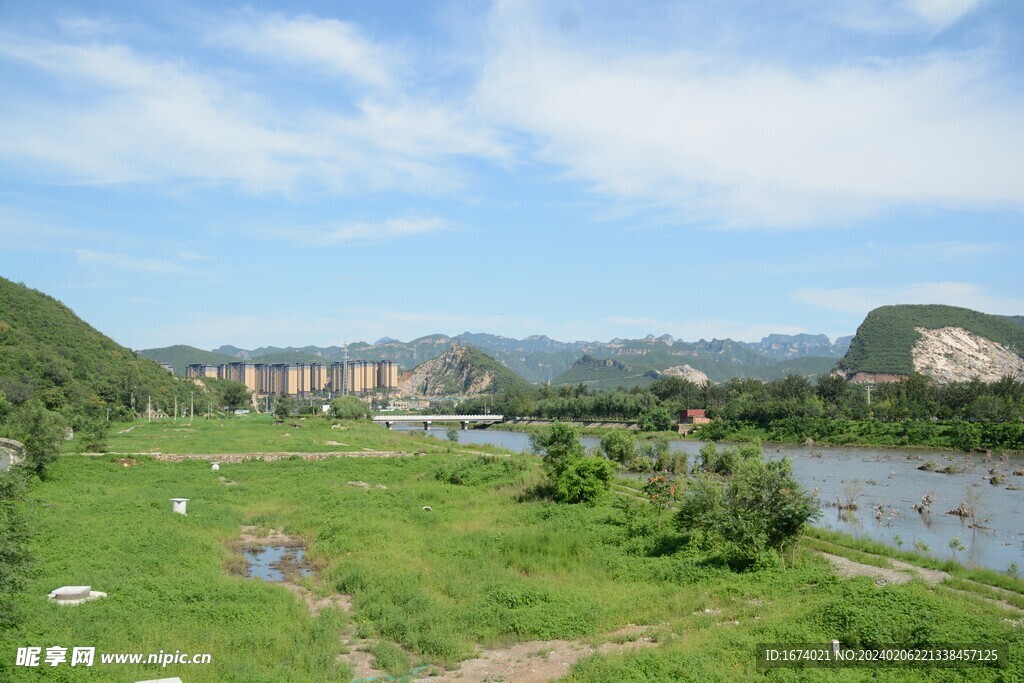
[4,416,1022,681]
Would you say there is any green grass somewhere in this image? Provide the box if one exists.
[5,421,1024,682]
[101,414,512,456]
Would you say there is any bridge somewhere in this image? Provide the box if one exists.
[372,414,504,430]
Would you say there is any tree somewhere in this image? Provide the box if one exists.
[274,395,296,421]
[553,456,616,504]
[15,401,65,478]
[644,473,678,525]
[220,381,251,411]
[529,421,612,503]
[529,421,585,477]
[639,405,673,432]
[446,425,459,443]
[677,455,819,565]
[329,396,371,420]
[600,430,636,465]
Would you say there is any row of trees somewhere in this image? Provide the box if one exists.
[455,373,1024,448]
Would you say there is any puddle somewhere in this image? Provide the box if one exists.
[244,545,312,582]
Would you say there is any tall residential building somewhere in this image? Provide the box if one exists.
[189,360,398,397]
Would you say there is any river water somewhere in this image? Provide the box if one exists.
[400,426,1024,573]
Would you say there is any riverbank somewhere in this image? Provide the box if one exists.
[4,449,1022,682]
[492,418,1024,456]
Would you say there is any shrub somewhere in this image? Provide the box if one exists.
[553,456,616,504]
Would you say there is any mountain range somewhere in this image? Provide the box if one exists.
[141,332,853,386]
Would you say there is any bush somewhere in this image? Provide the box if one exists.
[677,455,819,564]
[329,396,371,419]
[551,457,615,504]
[434,456,527,486]
[600,430,636,465]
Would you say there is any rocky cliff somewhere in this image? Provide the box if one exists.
[912,327,1024,384]
[398,345,531,397]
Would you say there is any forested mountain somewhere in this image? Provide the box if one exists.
[837,305,1024,382]
[0,277,188,420]
[138,345,236,375]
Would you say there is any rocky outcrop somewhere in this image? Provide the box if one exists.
[912,327,1024,384]
[398,345,501,396]
[656,364,710,385]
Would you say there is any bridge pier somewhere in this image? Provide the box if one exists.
[423,421,432,430]
[461,421,469,430]
[384,421,394,430]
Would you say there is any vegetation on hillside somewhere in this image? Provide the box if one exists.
[137,345,236,375]
[0,278,257,470]
[838,304,1024,376]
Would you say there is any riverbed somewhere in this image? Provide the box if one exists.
[400,426,1024,573]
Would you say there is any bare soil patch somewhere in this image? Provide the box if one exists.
[412,625,659,683]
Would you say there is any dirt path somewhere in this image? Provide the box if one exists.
[96,450,422,461]
[819,551,1022,613]
[819,551,946,586]
[411,626,658,683]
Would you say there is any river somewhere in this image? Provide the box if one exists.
[398,426,1024,573]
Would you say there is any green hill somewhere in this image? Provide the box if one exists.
[138,345,236,375]
[0,277,188,418]
[837,304,1024,377]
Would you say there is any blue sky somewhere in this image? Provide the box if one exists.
[1,0,1022,350]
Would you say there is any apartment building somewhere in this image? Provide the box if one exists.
[185,360,399,397]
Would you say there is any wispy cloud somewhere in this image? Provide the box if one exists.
[474,2,1024,228]
[75,248,182,273]
[273,216,451,245]
[0,24,506,196]
[792,281,1024,315]
[829,0,984,34]
[212,13,403,90]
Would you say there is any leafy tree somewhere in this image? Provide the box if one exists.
[446,425,459,443]
[220,381,251,410]
[529,421,585,478]
[329,396,371,420]
[639,404,673,432]
[529,421,612,503]
[644,473,678,525]
[274,395,296,421]
[677,455,819,565]
[600,430,636,465]
[552,455,616,504]
[15,401,66,478]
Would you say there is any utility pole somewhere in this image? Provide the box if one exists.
[148,395,152,423]
[190,393,194,421]
[174,396,178,422]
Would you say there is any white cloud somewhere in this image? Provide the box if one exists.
[213,13,402,89]
[828,0,984,34]
[905,0,983,30]
[75,248,182,273]
[474,2,1024,227]
[272,216,450,245]
[0,30,506,195]
[791,281,1024,315]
